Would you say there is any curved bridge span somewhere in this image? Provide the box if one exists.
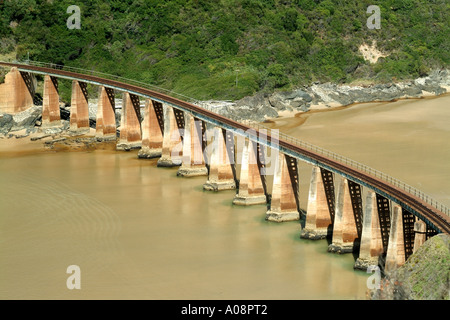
[1,61,449,271]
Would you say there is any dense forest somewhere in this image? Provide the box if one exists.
[0,0,449,102]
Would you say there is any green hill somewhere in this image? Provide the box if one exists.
[1,0,449,102]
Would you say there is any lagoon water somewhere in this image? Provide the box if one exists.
[0,94,448,300]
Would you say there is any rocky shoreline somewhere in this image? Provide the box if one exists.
[0,69,449,139]
[198,68,450,123]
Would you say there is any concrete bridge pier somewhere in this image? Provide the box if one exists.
[385,204,405,273]
[354,190,384,270]
[177,113,208,177]
[301,166,335,239]
[413,220,427,253]
[265,153,299,222]
[139,99,164,159]
[0,67,35,114]
[328,177,363,254]
[157,104,183,167]
[69,80,90,134]
[117,92,142,150]
[95,86,116,141]
[385,204,416,273]
[233,138,267,206]
[41,75,61,128]
[203,127,236,191]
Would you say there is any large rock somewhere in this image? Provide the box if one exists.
[285,88,313,103]
[268,93,289,111]
[198,96,278,123]
[268,89,312,112]
[0,114,13,135]
[0,105,43,135]
[234,92,278,121]
[11,105,42,131]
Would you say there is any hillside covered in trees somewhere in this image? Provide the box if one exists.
[0,0,449,102]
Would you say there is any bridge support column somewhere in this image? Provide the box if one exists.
[69,80,90,133]
[413,220,427,254]
[157,105,183,167]
[385,204,407,273]
[354,190,384,270]
[139,100,164,158]
[42,75,61,128]
[117,92,142,150]
[233,139,266,206]
[203,127,236,191]
[177,114,208,177]
[266,153,299,222]
[328,177,362,253]
[0,67,34,114]
[95,86,116,141]
[301,166,335,239]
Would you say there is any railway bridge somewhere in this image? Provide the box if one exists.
[1,60,449,272]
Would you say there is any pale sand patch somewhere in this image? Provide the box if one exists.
[437,85,450,93]
[275,109,299,118]
[0,132,46,157]
[421,91,438,97]
[308,101,342,111]
[359,42,388,64]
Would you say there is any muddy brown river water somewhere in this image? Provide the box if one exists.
[0,94,448,300]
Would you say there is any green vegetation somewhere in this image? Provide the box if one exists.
[0,0,449,102]
[374,234,450,300]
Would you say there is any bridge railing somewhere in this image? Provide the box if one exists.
[14,60,450,217]
[250,122,450,217]
[19,60,200,105]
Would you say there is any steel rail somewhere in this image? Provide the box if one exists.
[1,61,448,234]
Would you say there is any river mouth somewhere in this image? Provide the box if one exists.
[0,94,448,300]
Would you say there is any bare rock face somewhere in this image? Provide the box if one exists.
[0,105,42,135]
[10,105,42,131]
[0,114,13,135]
[235,91,278,116]
[268,89,312,112]
[198,94,278,123]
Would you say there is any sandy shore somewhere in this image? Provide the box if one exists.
[264,91,450,129]
[0,128,117,158]
[0,130,47,157]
